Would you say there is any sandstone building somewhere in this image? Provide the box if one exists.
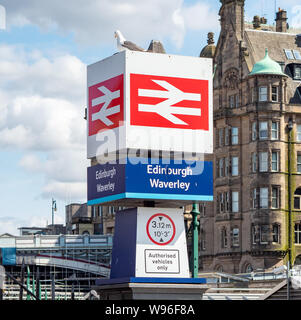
[199,0,301,273]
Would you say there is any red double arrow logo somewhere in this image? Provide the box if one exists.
[130,74,209,130]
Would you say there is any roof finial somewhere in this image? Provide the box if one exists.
[207,32,215,45]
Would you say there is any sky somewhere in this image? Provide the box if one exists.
[0,0,301,236]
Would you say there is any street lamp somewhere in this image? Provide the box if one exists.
[287,118,293,300]
[190,203,200,278]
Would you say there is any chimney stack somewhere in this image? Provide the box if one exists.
[275,8,288,33]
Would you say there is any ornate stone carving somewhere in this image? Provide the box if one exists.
[223,68,239,90]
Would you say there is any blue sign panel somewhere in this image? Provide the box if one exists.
[87,157,213,205]
[87,161,126,203]
[1,247,16,265]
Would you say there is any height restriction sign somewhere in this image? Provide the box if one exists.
[146,213,176,245]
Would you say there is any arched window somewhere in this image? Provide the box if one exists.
[215,265,223,272]
[245,264,253,273]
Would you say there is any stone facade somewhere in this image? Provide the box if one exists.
[200,0,301,273]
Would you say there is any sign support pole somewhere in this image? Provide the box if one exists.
[191,203,200,278]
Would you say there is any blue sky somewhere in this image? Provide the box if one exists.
[0,0,300,235]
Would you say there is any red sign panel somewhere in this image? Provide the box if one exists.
[130,74,208,130]
[88,74,124,136]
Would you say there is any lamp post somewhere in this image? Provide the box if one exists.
[191,203,200,278]
[51,198,57,228]
[287,118,293,300]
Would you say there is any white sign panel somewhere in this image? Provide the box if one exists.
[135,207,189,278]
[87,51,213,159]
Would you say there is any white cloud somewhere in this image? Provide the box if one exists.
[41,181,87,201]
[0,217,25,236]
[0,215,65,236]
[0,44,88,201]
[292,5,301,28]
[1,0,218,49]
[180,2,219,31]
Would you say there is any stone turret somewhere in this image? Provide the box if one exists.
[219,0,245,40]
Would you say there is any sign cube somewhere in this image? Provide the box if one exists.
[87,51,213,159]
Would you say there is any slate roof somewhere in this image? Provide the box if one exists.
[244,28,301,104]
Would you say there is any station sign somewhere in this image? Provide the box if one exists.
[87,50,213,159]
[87,157,213,205]
[110,207,189,278]
[136,207,189,277]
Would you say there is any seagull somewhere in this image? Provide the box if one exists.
[114,30,145,52]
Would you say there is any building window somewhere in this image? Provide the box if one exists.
[252,225,260,244]
[297,154,301,173]
[297,125,301,142]
[231,127,239,145]
[272,187,279,209]
[219,128,223,147]
[293,50,301,60]
[260,187,268,208]
[231,156,239,176]
[221,227,228,248]
[259,86,268,101]
[259,152,268,172]
[219,158,224,177]
[284,49,294,60]
[259,121,268,140]
[200,229,206,251]
[225,191,230,212]
[294,65,301,80]
[92,206,96,218]
[199,203,206,217]
[252,188,257,209]
[295,223,301,244]
[271,86,278,102]
[225,127,229,145]
[225,157,229,177]
[272,224,280,243]
[231,228,240,247]
[294,188,301,210]
[252,153,257,172]
[229,95,235,108]
[271,122,279,140]
[245,264,253,273]
[232,191,239,212]
[252,122,257,141]
[235,94,240,108]
[271,151,279,172]
[219,193,224,213]
[98,206,103,217]
[260,225,269,244]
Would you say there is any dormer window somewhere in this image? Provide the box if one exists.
[285,63,301,80]
[284,49,294,60]
[293,50,301,61]
[295,65,301,80]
